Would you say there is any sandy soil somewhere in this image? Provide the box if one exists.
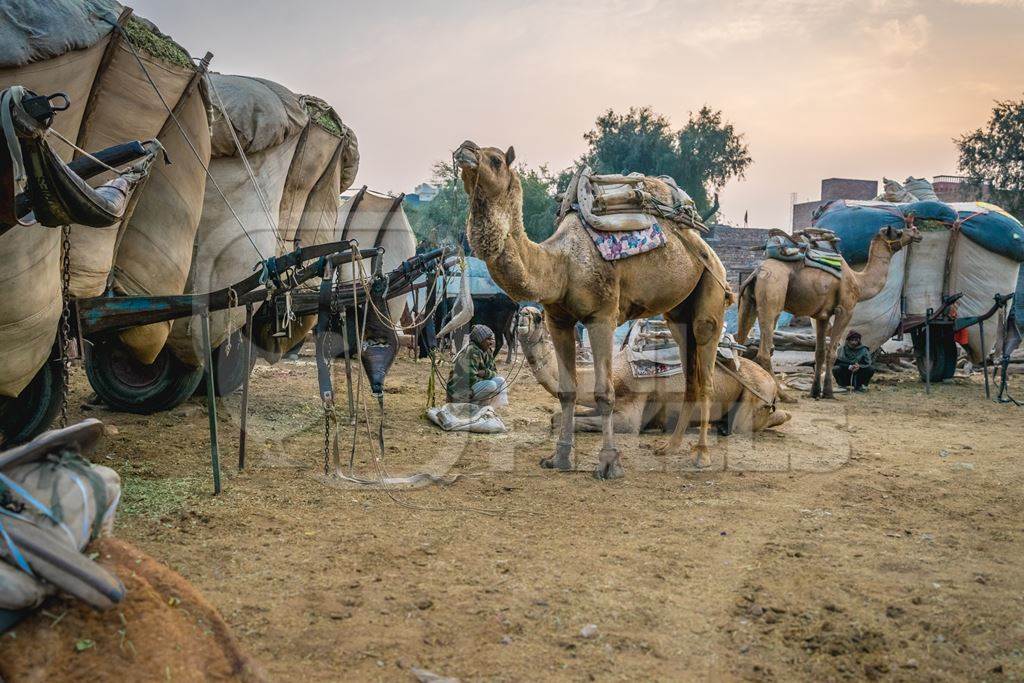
[37,351,1024,681]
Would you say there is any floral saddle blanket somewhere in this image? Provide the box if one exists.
[583,219,667,261]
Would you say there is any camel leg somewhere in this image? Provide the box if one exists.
[541,322,577,471]
[810,318,828,399]
[571,400,642,434]
[749,269,787,373]
[735,280,757,346]
[586,318,623,479]
[821,307,851,400]
[665,275,726,468]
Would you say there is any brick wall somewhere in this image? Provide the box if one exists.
[792,200,822,230]
[703,224,771,288]
[821,178,877,202]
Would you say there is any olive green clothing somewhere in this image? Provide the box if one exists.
[836,343,872,369]
[446,342,496,402]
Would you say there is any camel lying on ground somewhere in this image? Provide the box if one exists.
[0,538,265,683]
[736,225,920,398]
[517,307,791,435]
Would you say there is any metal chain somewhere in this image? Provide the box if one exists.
[322,397,332,475]
[59,226,72,428]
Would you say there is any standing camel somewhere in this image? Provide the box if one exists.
[454,141,731,476]
[736,225,920,399]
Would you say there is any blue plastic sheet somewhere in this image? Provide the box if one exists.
[814,199,1024,264]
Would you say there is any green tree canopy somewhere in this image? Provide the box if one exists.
[406,160,558,247]
[566,105,752,217]
[957,97,1024,219]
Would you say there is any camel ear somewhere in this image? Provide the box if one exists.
[505,146,516,166]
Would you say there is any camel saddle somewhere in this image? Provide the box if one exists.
[624,318,743,379]
[763,228,843,278]
[558,166,705,262]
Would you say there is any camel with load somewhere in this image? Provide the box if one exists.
[736,225,920,398]
[455,141,730,477]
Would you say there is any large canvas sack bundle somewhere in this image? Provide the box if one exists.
[114,75,211,364]
[336,189,417,324]
[167,75,307,367]
[278,95,356,246]
[260,100,360,359]
[0,0,118,397]
[816,198,1024,361]
[67,15,208,300]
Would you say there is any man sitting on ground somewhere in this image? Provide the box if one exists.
[446,325,507,407]
[832,330,874,392]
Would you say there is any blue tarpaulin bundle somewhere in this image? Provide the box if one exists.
[813,199,1024,264]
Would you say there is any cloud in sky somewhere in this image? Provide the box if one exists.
[130,0,1024,228]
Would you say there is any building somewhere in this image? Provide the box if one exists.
[932,175,989,203]
[702,223,771,289]
[414,183,438,203]
[792,178,878,230]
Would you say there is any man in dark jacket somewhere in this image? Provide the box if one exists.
[446,325,507,405]
[832,330,874,391]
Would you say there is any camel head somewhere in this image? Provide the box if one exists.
[876,224,922,253]
[454,140,518,200]
[516,305,546,346]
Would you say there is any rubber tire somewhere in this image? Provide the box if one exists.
[85,337,204,414]
[0,355,63,446]
[912,325,958,383]
[200,330,256,397]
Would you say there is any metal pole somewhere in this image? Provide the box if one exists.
[238,304,253,470]
[924,310,932,396]
[979,319,990,400]
[200,309,221,494]
[340,308,355,426]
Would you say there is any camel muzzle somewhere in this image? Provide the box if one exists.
[454,141,480,169]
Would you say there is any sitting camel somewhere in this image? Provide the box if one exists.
[736,225,920,398]
[455,141,730,477]
[517,307,791,434]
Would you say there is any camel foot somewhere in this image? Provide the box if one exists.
[777,386,799,404]
[821,389,836,400]
[690,445,712,469]
[593,447,624,480]
[539,442,573,471]
[809,385,821,400]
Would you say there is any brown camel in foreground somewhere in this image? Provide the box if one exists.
[736,225,920,399]
[516,307,791,434]
[455,141,730,476]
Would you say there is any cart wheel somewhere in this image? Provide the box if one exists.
[85,337,204,414]
[0,356,63,446]
[911,325,958,383]
[200,330,256,397]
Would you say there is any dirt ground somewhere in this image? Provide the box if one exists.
[34,350,1024,681]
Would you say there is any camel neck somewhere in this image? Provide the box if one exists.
[519,333,559,396]
[467,183,565,303]
[853,237,895,301]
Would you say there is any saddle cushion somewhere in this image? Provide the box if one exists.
[585,221,667,261]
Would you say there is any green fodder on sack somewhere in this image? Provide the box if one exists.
[122,17,193,70]
[303,99,344,137]
[914,218,950,233]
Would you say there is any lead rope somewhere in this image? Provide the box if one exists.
[58,225,72,428]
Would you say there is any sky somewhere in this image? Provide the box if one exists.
[131,0,1024,229]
